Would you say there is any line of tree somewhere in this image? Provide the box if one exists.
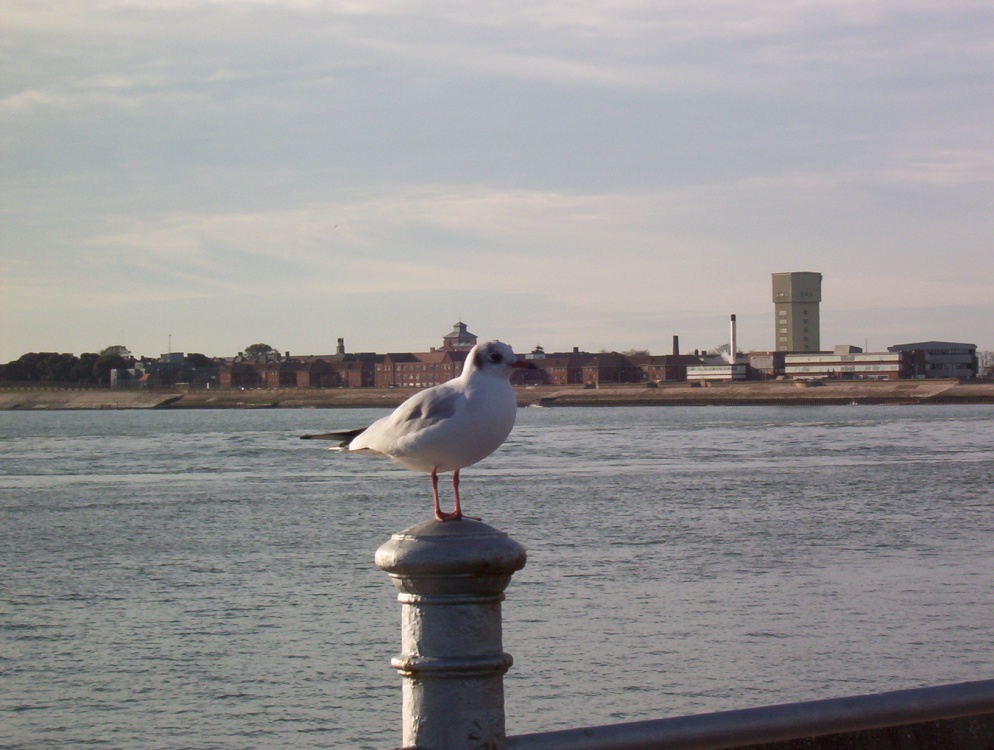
[0,347,135,385]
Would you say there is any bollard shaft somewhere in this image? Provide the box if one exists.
[377,519,526,750]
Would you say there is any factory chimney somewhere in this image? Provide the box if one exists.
[337,338,345,355]
[727,314,737,365]
[672,335,680,356]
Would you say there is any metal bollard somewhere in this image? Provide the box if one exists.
[376,518,527,749]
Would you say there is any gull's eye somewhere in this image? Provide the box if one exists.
[488,351,502,363]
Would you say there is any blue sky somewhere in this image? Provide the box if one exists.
[2,0,992,361]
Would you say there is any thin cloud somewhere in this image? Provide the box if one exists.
[2,0,993,360]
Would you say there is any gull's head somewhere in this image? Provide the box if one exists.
[465,340,537,380]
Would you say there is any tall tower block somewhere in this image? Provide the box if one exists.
[772,272,822,352]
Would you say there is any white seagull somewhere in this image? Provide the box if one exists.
[302,340,536,521]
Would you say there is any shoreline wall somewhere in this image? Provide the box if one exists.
[3,380,994,410]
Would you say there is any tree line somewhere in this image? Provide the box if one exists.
[0,344,280,386]
[0,347,135,385]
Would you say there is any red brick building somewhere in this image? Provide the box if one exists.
[375,350,469,388]
[218,360,264,388]
[626,354,707,382]
[522,347,704,386]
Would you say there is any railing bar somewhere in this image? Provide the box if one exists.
[506,679,994,750]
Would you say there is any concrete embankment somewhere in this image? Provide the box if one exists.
[0,389,184,410]
[3,380,994,411]
[532,379,994,406]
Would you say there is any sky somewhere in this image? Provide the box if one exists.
[2,0,993,362]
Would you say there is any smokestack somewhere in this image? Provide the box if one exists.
[728,314,737,365]
[672,335,680,356]
[337,337,345,355]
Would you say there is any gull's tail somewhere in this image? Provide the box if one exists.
[300,428,365,448]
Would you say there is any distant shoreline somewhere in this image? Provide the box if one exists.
[2,379,994,410]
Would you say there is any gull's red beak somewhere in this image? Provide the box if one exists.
[512,359,538,369]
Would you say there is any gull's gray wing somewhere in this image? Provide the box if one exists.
[350,385,466,453]
[398,389,461,425]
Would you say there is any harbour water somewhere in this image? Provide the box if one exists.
[2,405,993,749]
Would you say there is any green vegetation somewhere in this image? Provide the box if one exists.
[244,343,279,360]
[1,349,135,385]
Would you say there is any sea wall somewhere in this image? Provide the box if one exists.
[3,380,993,411]
[533,379,994,406]
[0,388,183,410]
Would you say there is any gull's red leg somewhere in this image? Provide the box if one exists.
[431,469,462,521]
[432,468,460,521]
[450,470,463,520]
[449,470,480,521]
[432,468,445,521]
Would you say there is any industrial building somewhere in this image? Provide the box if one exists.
[773,272,822,352]
[782,342,978,380]
[784,349,913,380]
[887,342,978,379]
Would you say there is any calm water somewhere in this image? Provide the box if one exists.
[2,405,993,749]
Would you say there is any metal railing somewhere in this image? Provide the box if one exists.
[506,679,994,749]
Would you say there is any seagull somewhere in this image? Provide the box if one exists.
[302,340,537,521]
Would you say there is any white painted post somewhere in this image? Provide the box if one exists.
[376,519,527,749]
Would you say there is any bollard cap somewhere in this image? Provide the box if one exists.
[376,519,526,597]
